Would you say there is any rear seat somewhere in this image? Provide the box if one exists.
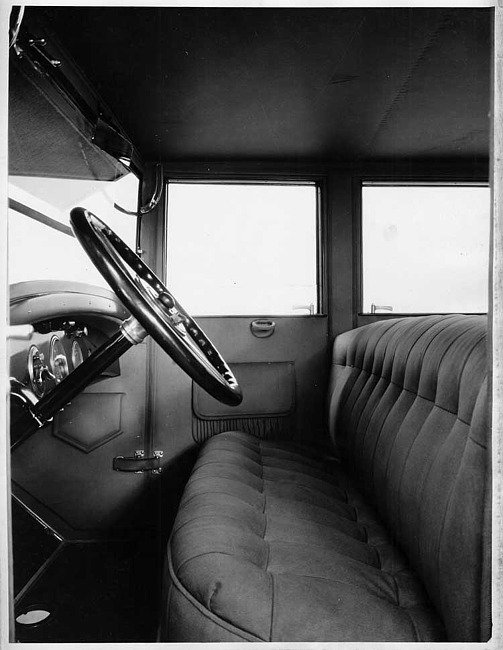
[159,315,491,642]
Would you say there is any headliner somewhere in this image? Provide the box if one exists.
[28,6,491,165]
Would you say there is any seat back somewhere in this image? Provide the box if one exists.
[328,315,491,641]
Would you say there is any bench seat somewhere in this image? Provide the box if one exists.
[160,315,491,642]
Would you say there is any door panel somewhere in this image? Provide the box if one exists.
[152,315,329,462]
[193,361,295,418]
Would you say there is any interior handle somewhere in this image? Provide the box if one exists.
[370,304,393,314]
[250,319,276,338]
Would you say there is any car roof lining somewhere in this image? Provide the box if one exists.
[9,6,492,170]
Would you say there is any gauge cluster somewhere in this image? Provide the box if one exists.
[9,316,122,402]
[10,320,98,401]
[25,334,87,397]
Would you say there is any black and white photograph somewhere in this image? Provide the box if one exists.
[1,0,500,646]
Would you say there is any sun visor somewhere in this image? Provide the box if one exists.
[9,64,128,181]
[8,12,141,181]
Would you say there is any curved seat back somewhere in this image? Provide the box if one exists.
[328,315,491,641]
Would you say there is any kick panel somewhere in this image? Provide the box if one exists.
[52,392,124,452]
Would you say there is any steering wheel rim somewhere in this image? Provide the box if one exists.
[69,207,242,406]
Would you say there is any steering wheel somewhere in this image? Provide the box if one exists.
[69,207,242,406]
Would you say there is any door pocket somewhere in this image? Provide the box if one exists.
[192,362,295,442]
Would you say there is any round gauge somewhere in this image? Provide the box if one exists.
[27,345,46,397]
[71,340,85,369]
[50,336,69,384]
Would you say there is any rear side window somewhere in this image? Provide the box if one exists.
[361,184,490,314]
[167,182,319,316]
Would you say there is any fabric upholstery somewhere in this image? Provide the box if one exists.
[329,314,490,641]
[160,315,490,642]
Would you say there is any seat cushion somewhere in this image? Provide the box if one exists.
[161,431,445,642]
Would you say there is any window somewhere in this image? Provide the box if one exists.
[8,173,139,289]
[167,182,319,316]
[361,183,490,314]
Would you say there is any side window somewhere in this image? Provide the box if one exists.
[166,182,319,316]
[361,183,490,314]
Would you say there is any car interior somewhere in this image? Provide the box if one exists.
[4,3,498,645]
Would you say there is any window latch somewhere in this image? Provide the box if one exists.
[292,303,315,315]
[370,304,393,314]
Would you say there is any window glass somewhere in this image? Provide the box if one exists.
[362,184,490,314]
[8,173,138,288]
[166,183,318,316]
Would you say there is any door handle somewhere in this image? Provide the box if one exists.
[250,319,276,338]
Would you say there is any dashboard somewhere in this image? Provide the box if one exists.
[9,281,129,447]
[11,320,115,400]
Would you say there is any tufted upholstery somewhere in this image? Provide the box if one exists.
[160,315,491,642]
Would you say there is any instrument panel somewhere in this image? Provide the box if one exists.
[10,320,117,402]
[25,332,88,397]
[10,311,123,418]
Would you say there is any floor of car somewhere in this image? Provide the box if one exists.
[14,538,162,642]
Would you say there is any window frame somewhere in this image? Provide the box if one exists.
[355,177,490,323]
[164,175,327,318]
